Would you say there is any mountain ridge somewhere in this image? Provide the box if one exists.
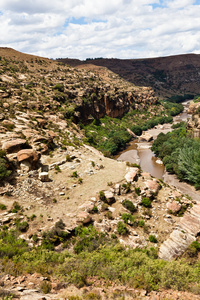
[58,53,200,98]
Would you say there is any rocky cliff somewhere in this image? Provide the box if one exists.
[58,54,200,98]
[187,100,200,138]
[0,48,158,126]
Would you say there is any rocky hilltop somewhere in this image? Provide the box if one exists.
[58,53,200,98]
[0,48,158,124]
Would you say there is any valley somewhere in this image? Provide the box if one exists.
[0,48,200,299]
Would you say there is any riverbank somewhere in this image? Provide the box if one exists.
[117,99,200,200]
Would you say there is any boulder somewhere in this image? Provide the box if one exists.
[145,179,161,195]
[2,139,27,153]
[159,230,195,261]
[138,132,153,142]
[79,201,95,213]
[104,191,115,204]
[167,201,181,214]
[125,167,139,182]
[114,184,121,195]
[76,211,92,224]
[17,149,40,165]
[39,172,49,182]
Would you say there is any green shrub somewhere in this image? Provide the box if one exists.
[16,221,29,232]
[135,187,141,196]
[186,241,200,257]
[0,203,7,210]
[0,158,11,180]
[66,154,72,162]
[117,221,128,235]
[30,214,36,221]
[72,171,78,178]
[130,125,142,136]
[55,165,61,172]
[122,182,131,193]
[99,191,106,202]
[138,220,145,227]
[40,281,52,294]
[53,83,64,92]
[142,197,152,208]
[122,200,137,213]
[11,201,21,213]
[121,213,135,225]
[91,206,98,213]
[32,234,38,243]
[149,235,158,243]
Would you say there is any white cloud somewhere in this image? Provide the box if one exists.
[0,0,200,59]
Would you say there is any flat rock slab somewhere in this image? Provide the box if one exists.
[125,167,139,182]
[159,203,200,260]
[117,150,140,165]
[17,149,40,163]
[2,139,27,153]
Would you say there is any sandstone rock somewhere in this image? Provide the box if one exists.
[36,118,47,128]
[141,172,152,179]
[39,172,49,182]
[104,191,115,204]
[2,139,27,153]
[167,201,181,214]
[159,230,195,261]
[79,201,95,213]
[77,211,92,224]
[125,167,139,182]
[2,119,14,127]
[138,132,153,142]
[114,184,120,195]
[33,135,49,143]
[17,149,40,165]
[145,179,161,196]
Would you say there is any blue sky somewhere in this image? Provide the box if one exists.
[0,0,200,59]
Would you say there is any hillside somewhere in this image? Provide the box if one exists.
[58,53,200,98]
[0,48,200,299]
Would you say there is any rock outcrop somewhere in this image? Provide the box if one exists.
[159,203,200,260]
[2,139,27,153]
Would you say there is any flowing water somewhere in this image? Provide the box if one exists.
[116,100,200,201]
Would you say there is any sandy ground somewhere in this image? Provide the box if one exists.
[163,172,200,202]
[117,149,140,164]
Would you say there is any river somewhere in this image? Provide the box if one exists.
[116,100,200,201]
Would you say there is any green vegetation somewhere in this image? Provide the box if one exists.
[152,123,200,189]
[11,202,21,213]
[141,197,152,208]
[166,94,194,103]
[0,203,7,210]
[72,171,78,178]
[40,281,52,294]
[83,101,183,157]
[15,220,29,232]
[122,199,137,213]
[149,235,158,243]
[99,191,106,202]
[117,221,128,235]
[0,224,199,293]
[0,150,11,180]
[121,213,135,224]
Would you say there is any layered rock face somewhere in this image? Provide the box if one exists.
[187,101,200,138]
[76,86,157,122]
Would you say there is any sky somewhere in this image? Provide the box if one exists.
[0,0,200,60]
